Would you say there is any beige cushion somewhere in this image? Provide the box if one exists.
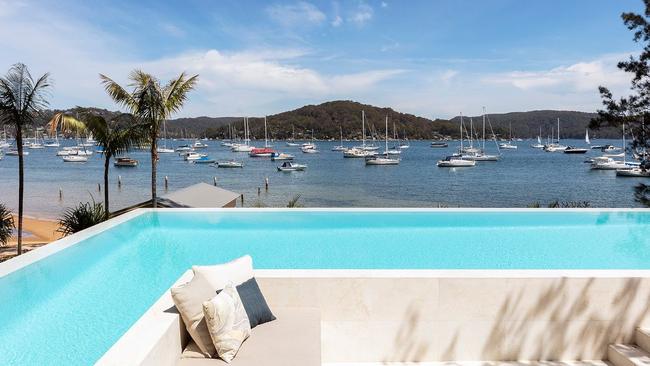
[171,270,217,357]
[180,307,321,366]
[192,255,253,290]
[203,283,251,363]
[172,256,254,357]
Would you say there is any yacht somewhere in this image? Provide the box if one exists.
[62,155,88,163]
[114,157,138,167]
[301,129,318,153]
[437,154,476,167]
[462,109,501,161]
[5,150,28,156]
[499,122,518,149]
[277,161,307,171]
[249,147,275,157]
[352,111,378,151]
[191,156,216,164]
[192,140,208,149]
[216,161,244,168]
[157,120,175,153]
[232,117,255,152]
[430,141,449,148]
[176,145,192,152]
[601,144,621,153]
[286,126,300,146]
[271,152,294,161]
[184,152,207,161]
[590,156,630,170]
[616,167,650,177]
[564,146,589,154]
[343,148,375,158]
[366,117,400,166]
[531,127,545,149]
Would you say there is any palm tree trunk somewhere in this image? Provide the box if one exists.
[16,126,23,256]
[151,131,158,208]
[104,154,110,218]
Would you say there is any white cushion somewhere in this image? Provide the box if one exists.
[193,255,253,290]
[170,270,217,357]
[203,283,251,363]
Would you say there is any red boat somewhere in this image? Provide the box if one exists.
[249,147,275,157]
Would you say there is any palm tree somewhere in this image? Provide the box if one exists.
[0,63,50,255]
[49,112,146,217]
[99,70,198,207]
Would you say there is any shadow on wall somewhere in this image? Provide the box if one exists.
[384,278,650,362]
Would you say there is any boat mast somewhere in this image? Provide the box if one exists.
[557,118,560,143]
[385,116,389,155]
[264,116,269,147]
[362,110,366,147]
[340,126,343,145]
[482,107,486,152]
[460,113,464,152]
[623,123,626,164]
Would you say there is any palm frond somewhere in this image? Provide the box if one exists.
[164,73,198,116]
[48,113,86,135]
[99,74,136,111]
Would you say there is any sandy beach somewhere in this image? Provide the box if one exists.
[0,215,63,262]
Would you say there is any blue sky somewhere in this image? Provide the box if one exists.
[0,0,644,118]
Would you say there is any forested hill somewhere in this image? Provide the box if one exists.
[30,102,621,140]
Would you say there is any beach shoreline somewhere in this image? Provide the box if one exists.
[1,214,63,262]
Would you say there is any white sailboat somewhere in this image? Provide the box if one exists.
[301,129,319,153]
[353,111,379,151]
[366,117,400,165]
[384,122,401,155]
[286,126,300,146]
[438,114,476,167]
[592,124,633,170]
[332,126,347,151]
[157,119,175,153]
[531,126,544,149]
[498,122,517,150]
[28,129,44,149]
[463,108,501,161]
[231,117,255,152]
[344,110,377,158]
[543,118,567,152]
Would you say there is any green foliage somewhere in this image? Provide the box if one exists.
[286,194,303,208]
[57,200,107,236]
[528,200,591,208]
[0,203,14,246]
[635,184,650,207]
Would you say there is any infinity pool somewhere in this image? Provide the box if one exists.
[1,209,650,365]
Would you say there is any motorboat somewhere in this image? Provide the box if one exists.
[437,154,476,167]
[249,147,275,157]
[616,167,650,177]
[216,161,244,168]
[286,142,300,147]
[590,156,630,170]
[601,144,621,153]
[63,155,88,163]
[430,141,448,148]
[113,157,138,167]
[277,161,307,171]
[563,146,588,154]
[157,147,174,153]
[301,145,319,153]
[231,143,255,152]
[343,148,376,158]
[543,143,567,152]
[176,145,192,152]
[271,152,294,161]
[498,142,518,150]
[184,152,207,161]
[383,148,401,155]
[5,150,28,156]
[192,140,208,149]
[76,149,93,156]
[191,156,215,164]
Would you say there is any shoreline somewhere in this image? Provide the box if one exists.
[1,214,63,262]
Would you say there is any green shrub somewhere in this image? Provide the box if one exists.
[57,200,107,236]
[0,203,14,246]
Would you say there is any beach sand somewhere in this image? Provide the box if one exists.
[1,215,63,262]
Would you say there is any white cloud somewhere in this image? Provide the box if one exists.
[348,2,373,26]
[267,2,326,27]
[482,54,631,92]
[160,23,185,38]
[440,69,458,84]
[381,1,388,8]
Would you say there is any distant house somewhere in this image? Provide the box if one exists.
[112,183,241,216]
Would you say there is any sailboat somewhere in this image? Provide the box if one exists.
[462,108,501,161]
[353,111,379,151]
[399,130,410,149]
[344,110,377,158]
[437,114,476,167]
[28,129,44,149]
[498,122,517,150]
[384,122,401,155]
[593,124,635,170]
[332,126,347,151]
[250,116,276,157]
[301,129,319,153]
[286,126,300,146]
[366,117,400,165]
[0,126,9,149]
[157,119,175,153]
[459,118,480,154]
[231,117,255,152]
[531,126,544,149]
[543,118,568,152]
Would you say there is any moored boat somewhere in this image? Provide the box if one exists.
[271,152,294,161]
[113,157,138,167]
[563,146,589,154]
[63,155,88,163]
[277,161,307,171]
[216,161,244,168]
[437,154,476,167]
[430,141,449,148]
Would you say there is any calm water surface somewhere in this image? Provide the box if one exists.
[0,138,643,217]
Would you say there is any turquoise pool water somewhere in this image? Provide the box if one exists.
[1,210,650,365]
